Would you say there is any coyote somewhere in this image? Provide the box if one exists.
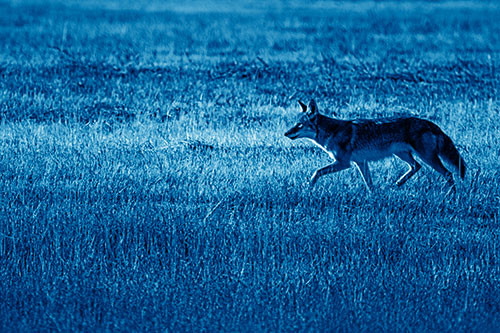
[285,99,466,190]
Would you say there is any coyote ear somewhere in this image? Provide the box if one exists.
[298,100,307,113]
[309,99,318,114]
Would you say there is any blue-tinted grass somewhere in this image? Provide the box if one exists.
[1,1,500,331]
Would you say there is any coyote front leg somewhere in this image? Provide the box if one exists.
[310,161,350,187]
[354,160,373,191]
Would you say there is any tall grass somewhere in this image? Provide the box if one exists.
[1,0,500,331]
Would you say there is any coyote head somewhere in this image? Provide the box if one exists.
[284,99,319,140]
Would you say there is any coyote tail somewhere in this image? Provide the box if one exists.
[439,134,466,179]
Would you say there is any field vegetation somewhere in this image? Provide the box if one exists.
[1,0,500,331]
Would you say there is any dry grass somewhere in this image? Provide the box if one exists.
[1,1,500,331]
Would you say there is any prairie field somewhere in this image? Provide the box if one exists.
[1,0,500,331]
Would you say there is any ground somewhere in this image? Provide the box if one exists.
[0,0,499,331]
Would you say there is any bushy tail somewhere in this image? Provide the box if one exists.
[439,134,466,180]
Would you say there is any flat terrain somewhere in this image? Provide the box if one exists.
[1,0,500,331]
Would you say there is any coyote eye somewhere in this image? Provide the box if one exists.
[297,124,303,129]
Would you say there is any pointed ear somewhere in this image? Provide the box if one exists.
[298,100,307,113]
[309,99,318,114]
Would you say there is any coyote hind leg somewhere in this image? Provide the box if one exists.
[395,152,422,186]
[418,152,455,187]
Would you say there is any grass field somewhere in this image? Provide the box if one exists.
[1,0,500,331]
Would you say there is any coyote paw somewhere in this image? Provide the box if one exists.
[444,183,457,197]
[310,173,319,187]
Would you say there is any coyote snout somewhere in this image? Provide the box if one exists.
[284,104,317,140]
[284,127,298,139]
[285,99,466,191]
